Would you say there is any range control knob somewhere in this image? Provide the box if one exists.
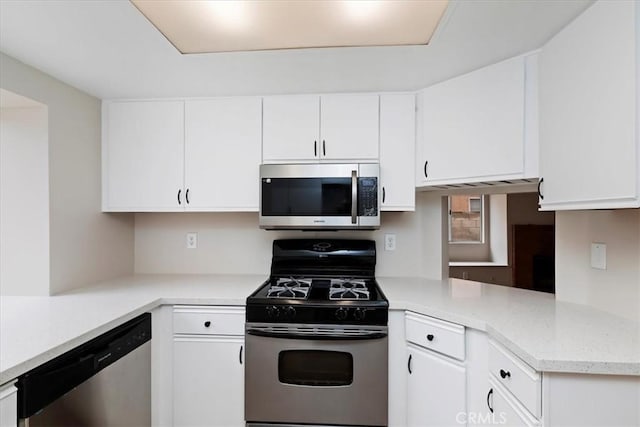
[353,308,366,321]
[335,307,348,321]
[284,306,296,320]
[266,305,280,319]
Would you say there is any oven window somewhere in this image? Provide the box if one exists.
[278,350,353,386]
[261,178,352,216]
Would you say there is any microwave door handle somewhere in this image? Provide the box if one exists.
[351,170,357,224]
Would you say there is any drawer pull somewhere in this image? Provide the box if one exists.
[204,321,211,328]
[499,369,511,379]
[487,388,494,413]
[426,334,434,341]
[239,345,243,365]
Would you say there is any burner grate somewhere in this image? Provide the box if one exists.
[267,277,311,299]
[329,279,370,300]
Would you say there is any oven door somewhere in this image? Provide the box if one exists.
[245,324,388,426]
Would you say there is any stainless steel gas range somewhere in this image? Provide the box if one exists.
[245,239,389,427]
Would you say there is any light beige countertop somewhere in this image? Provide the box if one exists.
[379,277,640,375]
[1,274,639,385]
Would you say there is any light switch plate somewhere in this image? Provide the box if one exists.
[590,242,606,270]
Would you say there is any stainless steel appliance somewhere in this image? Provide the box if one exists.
[16,313,151,427]
[259,163,380,230]
[245,239,389,427]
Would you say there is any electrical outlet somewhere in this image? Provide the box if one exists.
[384,234,396,251]
[186,232,198,249]
[590,242,606,270]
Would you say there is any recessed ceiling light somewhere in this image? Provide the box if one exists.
[204,1,252,31]
[131,0,449,54]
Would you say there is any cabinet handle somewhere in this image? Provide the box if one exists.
[537,177,544,200]
[204,321,211,328]
[177,189,182,205]
[487,388,494,413]
[424,160,428,179]
[322,140,326,156]
[239,345,243,365]
[382,187,386,204]
[499,369,511,379]
[314,140,317,157]
[407,354,413,374]
[426,334,434,341]
[185,188,190,204]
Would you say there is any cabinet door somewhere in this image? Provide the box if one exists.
[103,100,184,211]
[173,336,244,427]
[418,56,525,186]
[263,95,320,162]
[185,98,262,211]
[0,383,17,427]
[320,94,379,160]
[538,0,639,210]
[489,378,540,427]
[407,344,466,427]
[380,94,415,211]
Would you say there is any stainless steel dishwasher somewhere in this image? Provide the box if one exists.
[16,313,151,427]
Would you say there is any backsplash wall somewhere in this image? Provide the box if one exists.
[134,193,446,279]
[555,209,640,322]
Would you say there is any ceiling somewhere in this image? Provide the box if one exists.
[131,0,449,53]
[0,0,593,100]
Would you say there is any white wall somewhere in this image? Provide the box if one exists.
[135,192,447,279]
[0,105,49,295]
[0,53,135,294]
[555,209,640,322]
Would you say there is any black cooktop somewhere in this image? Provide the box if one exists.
[246,239,388,326]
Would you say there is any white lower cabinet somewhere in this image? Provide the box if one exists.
[487,339,640,427]
[489,377,540,427]
[0,382,17,427]
[172,306,245,427]
[407,344,466,426]
[173,336,244,426]
[405,312,467,426]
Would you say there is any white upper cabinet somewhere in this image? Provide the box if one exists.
[416,55,538,188]
[103,100,185,211]
[262,94,379,163]
[538,0,639,210]
[103,98,262,212]
[320,94,379,161]
[184,98,262,211]
[262,95,320,162]
[380,93,416,211]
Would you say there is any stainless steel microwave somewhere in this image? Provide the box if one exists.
[259,163,380,230]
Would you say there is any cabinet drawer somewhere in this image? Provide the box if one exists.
[489,376,540,427]
[173,306,245,336]
[488,339,541,418]
[405,312,465,360]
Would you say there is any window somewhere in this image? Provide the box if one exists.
[449,195,485,243]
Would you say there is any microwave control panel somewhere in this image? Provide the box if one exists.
[358,178,378,216]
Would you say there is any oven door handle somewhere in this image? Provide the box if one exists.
[246,328,387,341]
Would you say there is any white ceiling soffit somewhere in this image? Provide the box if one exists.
[0,0,594,99]
[130,0,449,54]
[0,89,45,108]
